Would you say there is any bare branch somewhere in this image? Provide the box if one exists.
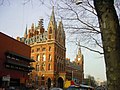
[87,0,95,9]
[79,44,104,54]
[67,40,104,54]
[0,0,4,5]
[90,36,103,48]
[80,5,97,16]
[63,3,100,34]
[23,0,31,5]
[64,26,101,34]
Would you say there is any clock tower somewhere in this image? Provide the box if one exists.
[75,41,84,81]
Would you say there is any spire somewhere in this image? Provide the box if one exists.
[49,6,57,27]
[47,6,57,40]
[24,25,27,38]
[58,20,65,38]
[78,41,81,56]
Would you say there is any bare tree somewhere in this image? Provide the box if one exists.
[1,0,120,89]
[94,0,120,90]
[51,0,120,89]
[53,0,103,54]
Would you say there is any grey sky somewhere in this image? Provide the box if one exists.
[0,0,106,81]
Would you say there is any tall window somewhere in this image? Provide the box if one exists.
[36,64,40,71]
[48,64,51,70]
[42,48,46,51]
[31,49,34,53]
[49,35,51,39]
[49,54,52,61]
[36,54,40,61]
[49,46,51,51]
[41,62,45,71]
[37,48,40,52]
[43,54,46,61]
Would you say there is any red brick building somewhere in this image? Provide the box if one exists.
[17,7,66,89]
[65,45,84,84]
[0,32,34,88]
[17,7,84,89]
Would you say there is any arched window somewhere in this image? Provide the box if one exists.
[43,54,46,61]
[42,48,46,51]
[49,35,51,39]
[49,46,51,51]
[49,54,52,61]
[41,62,45,71]
[36,54,40,61]
[31,49,34,53]
[37,48,40,52]
[48,64,51,70]
[36,64,40,71]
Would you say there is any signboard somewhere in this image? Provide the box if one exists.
[2,75,10,81]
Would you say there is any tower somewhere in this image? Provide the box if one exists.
[57,20,65,47]
[47,6,57,40]
[24,25,27,38]
[75,41,84,83]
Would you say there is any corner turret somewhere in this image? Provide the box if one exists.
[47,6,57,40]
[24,25,28,38]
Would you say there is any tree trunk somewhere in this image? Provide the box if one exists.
[94,0,120,90]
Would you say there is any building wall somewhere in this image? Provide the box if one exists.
[0,32,32,87]
[65,46,84,84]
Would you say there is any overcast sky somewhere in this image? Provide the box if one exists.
[0,0,106,81]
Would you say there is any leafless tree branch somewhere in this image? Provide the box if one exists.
[79,44,104,54]
[0,0,4,5]
[90,36,103,48]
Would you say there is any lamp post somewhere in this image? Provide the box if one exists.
[72,71,73,81]
[75,0,82,5]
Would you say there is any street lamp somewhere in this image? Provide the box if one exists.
[71,0,82,5]
[72,71,74,81]
[72,70,79,84]
[76,0,82,5]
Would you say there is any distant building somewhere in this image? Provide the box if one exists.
[0,32,34,88]
[66,42,84,84]
[17,7,66,89]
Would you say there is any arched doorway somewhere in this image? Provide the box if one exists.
[47,78,51,90]
[57,77,64,88]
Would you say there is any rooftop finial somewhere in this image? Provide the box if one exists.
[24,24,27,38]
[78,40,81,55]
[50,6,55,23]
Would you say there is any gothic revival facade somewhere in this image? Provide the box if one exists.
[17,8,66,88]
[65,42,84,84]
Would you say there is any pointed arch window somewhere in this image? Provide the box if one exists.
[36,54,40,61]
[37,48,40,52]
[48,64,51,70]
[49,46,51,51]
[36,64,40,71]
[49,54,52,61]
[42,48,46,51]
[49,35,52,39]
[41,62,45,71]
[42,53,46,61]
